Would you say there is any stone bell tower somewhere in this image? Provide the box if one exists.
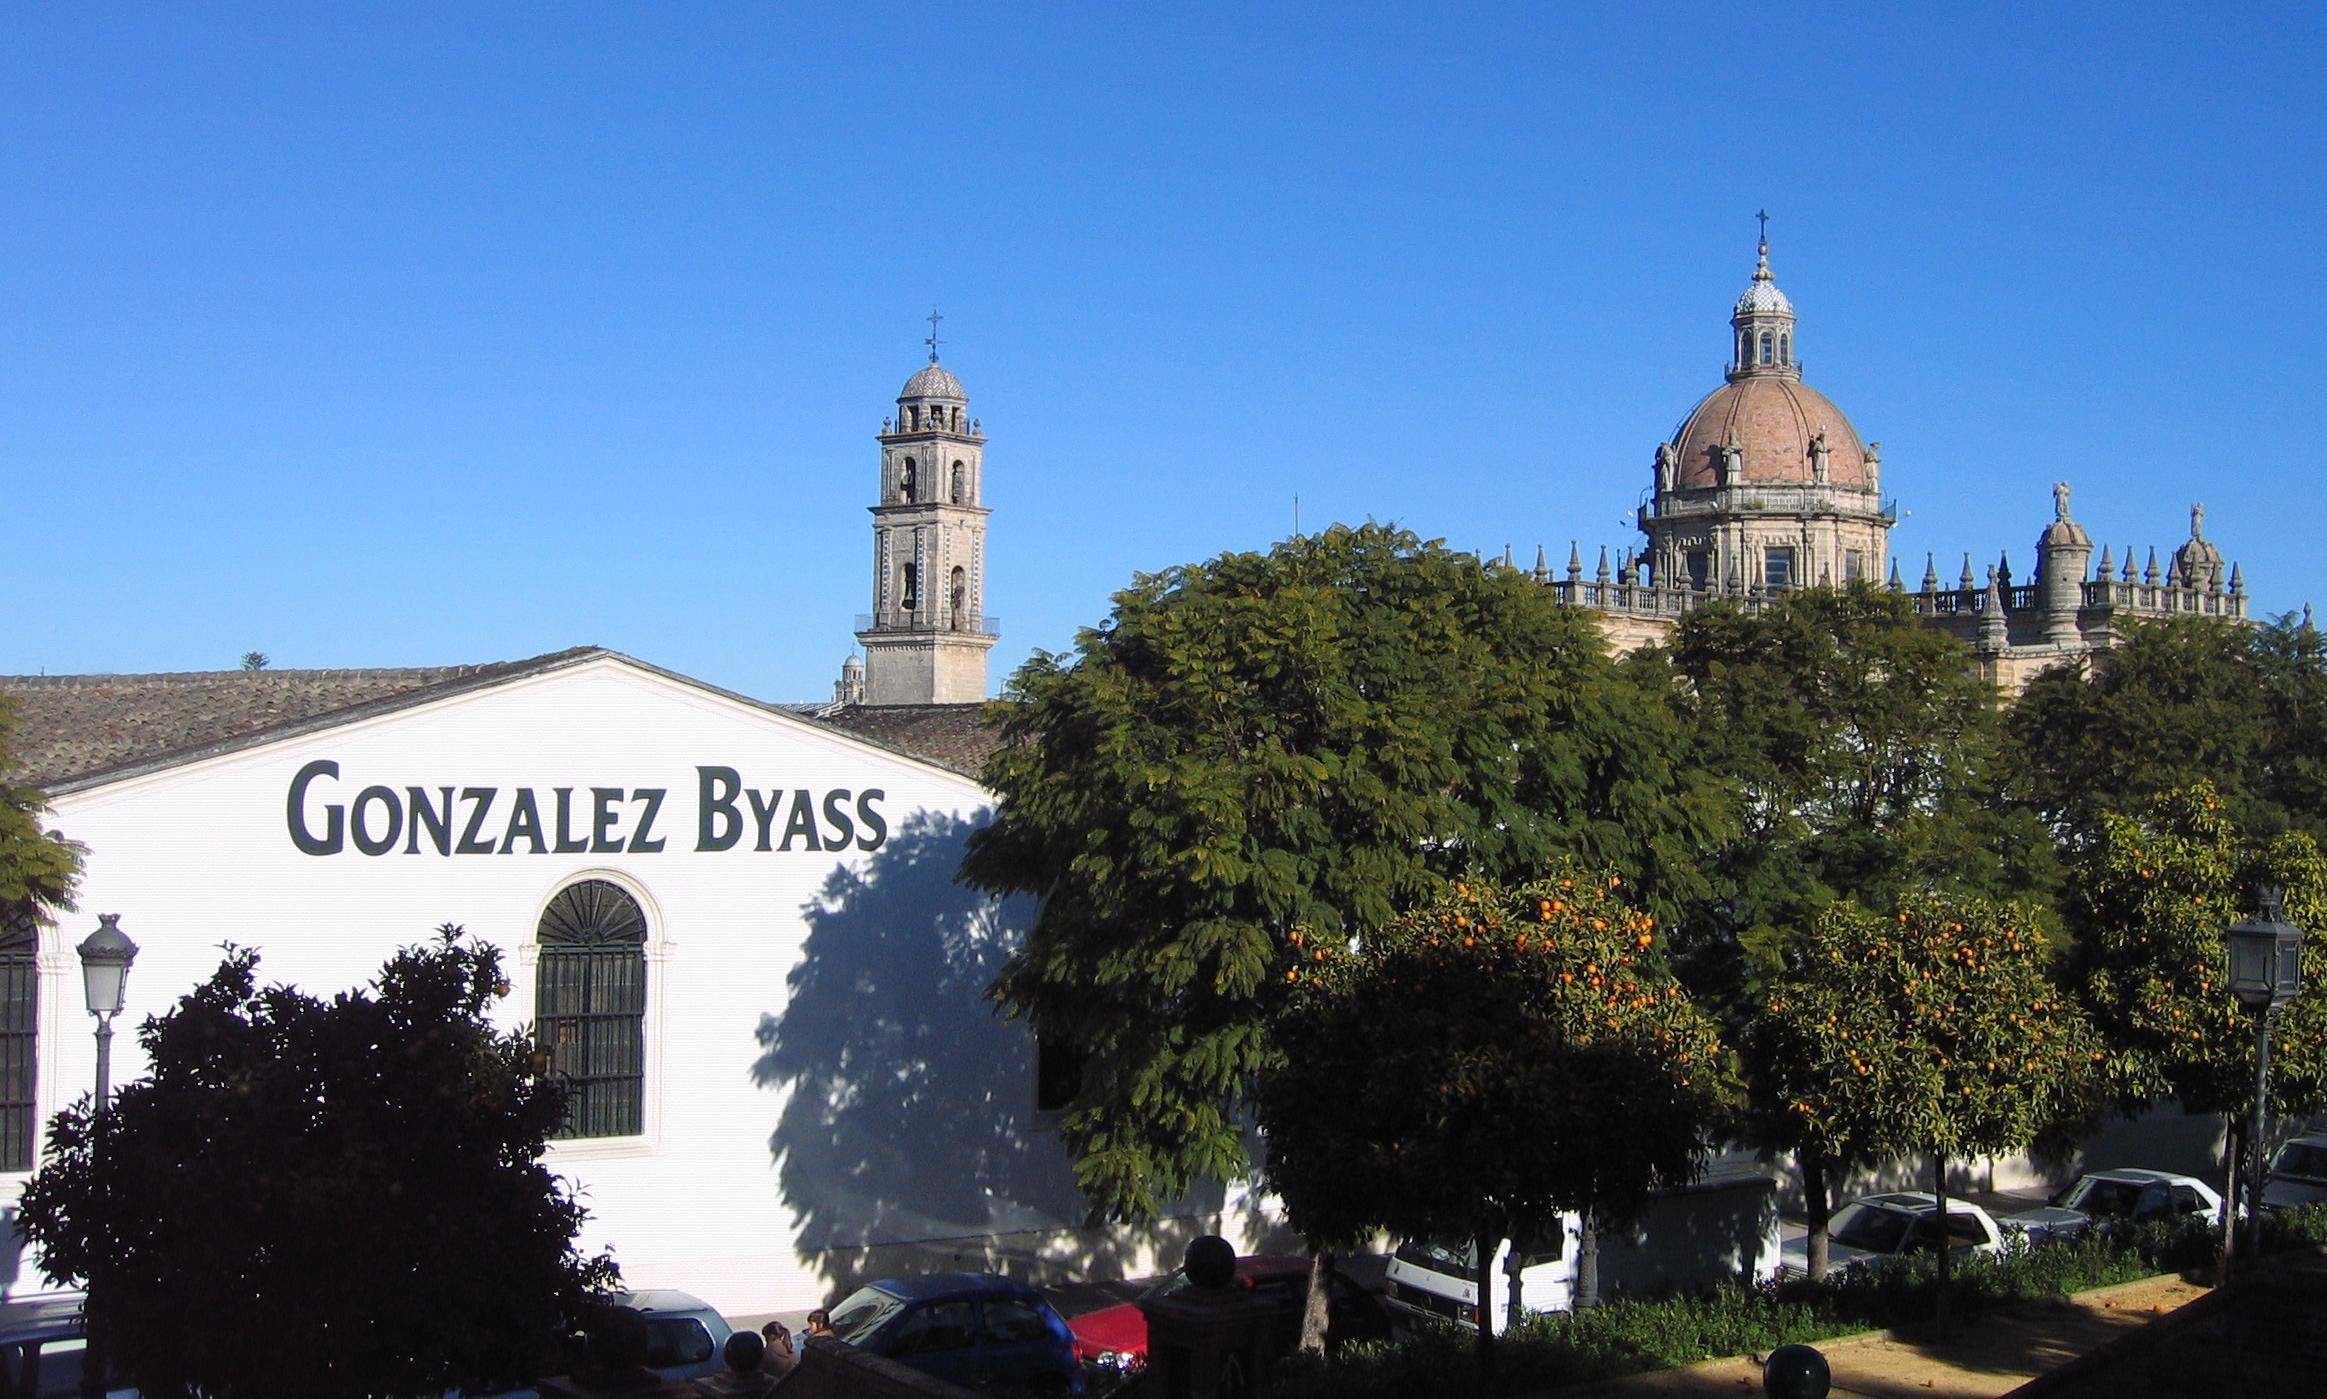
[854,319,996,706]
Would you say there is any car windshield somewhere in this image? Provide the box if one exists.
[827,1287,907,1344]
[2055,1177,2145,1217]
[2272,1142,2327,1182]
[1394,1237,1477,1274]
[1831,1204,1913,1254]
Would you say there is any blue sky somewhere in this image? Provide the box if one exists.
[6,5,2323,703]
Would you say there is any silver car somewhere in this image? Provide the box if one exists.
[2005,1168,2223,1243]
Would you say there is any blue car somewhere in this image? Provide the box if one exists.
[826,1272,1084,1394]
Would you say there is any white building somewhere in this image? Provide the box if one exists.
[0,357,1248,1316]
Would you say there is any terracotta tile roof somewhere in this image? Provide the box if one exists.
[0,648,605,792]
[809,703,1002,780]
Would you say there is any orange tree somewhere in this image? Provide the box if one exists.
[1256,868,1724,1349]
[1745,893,2097,1280]
[2074,782,2327,1224]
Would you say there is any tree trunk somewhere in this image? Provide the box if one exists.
[2219,1113,2244,1286]
[1574,1211,1600,1312]
[1504,1225,1526,1332]
[1804,1150,1833,1282]
[1473,1225,1499,1370]
[1298,1244,1332,1355]
[1933,1152,1951,1338]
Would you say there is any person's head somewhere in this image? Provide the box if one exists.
[806,1308,832,1334]
[761,1320,793,1355]
[724,1330,767,1375]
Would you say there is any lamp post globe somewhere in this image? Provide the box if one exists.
[74,914,138,1109]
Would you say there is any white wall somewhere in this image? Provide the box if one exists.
[6,657,1182,1315]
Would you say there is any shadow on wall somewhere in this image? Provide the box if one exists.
[753,810,1221,1293]
[0,1207,24,1297]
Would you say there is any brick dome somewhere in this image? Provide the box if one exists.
[1667,376,1871,490]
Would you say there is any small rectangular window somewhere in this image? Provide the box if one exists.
[1036,1036,1085,1114]
[1765,549,1795,593]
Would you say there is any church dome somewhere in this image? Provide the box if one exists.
[1735,277,1793,317]
[900,363,966,402]
[1667,376,1872,490]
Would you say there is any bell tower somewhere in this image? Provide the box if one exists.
[855,316,996,706]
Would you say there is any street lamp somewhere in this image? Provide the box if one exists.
[72,914,137,1399]
[2226,886,2303,1263]
[74,914,138,1111]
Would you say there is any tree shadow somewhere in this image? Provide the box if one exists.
[752,810,1222,1295]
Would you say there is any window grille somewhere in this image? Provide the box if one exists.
[536,880,647,1139]
[0,912,33,1170]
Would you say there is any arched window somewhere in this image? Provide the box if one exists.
[536,879,648,1139]
[1759,332,1773,366]
[951,461,966,503]
[1779,333,1790,366]
[901,561,920,614]
[950,566,967,628]
[0,912,35,1170]
[899,458,917,502]
[1739,332,1751,368]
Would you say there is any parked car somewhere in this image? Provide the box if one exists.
[826,1272,1084,1394]
[2004,1169,2223,1242]
[0,1292,135,1399]
[1385,1172,1781,1333]
[468,1288,733,1398]
[1067,1254,1390,1374]
[1777,1193,2006,1278]
[2262,1134,2327,1211]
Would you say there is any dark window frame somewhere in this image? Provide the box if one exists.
[0,912,35,1171]
[536,879,649,1140]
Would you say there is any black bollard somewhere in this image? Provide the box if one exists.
[1763,1343,1831,1399]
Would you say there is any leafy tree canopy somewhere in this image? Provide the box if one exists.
[1257,869,1724,1253]
[962,524,1730,1220]
[1743,891,2096,1278]
[19,929,617,1399]
[2007,613,2327,856]
[0,697,81,931]
[1660,584,2044,1006]
[2075,782,2327,1120]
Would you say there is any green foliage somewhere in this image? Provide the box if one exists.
[962,524,1729,1220]
[0,696,81,932]
[2074,782,2327,1119]
[1256,869,1725,1249]
[1662,584,2040,1014]
[18,929,618,1399]
[2008,613,2327,856]
[1747,893,2098,1168]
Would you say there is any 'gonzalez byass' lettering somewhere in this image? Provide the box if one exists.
[285,759,885,857]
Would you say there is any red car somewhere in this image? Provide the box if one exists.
[1067,1254,1391,1374]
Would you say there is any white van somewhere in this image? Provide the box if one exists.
[1381,1171,1780,1335]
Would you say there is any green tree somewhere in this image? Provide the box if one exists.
[1662,584,2043,1013]
[18,929,618,1399]
[0,697,82,932]
[2073,783,2327,1236]
[1744,893,2097,1281]
[962,525,1728,1224]
[1257,869,1723,1353]
[2007,613,2327,856]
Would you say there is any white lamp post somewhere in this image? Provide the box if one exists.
[74,914,138,1112]
[2226,886,2303,1264]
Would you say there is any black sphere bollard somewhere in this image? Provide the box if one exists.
[1185,1234,1238,1288]
[1763,1343,1831,1399]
